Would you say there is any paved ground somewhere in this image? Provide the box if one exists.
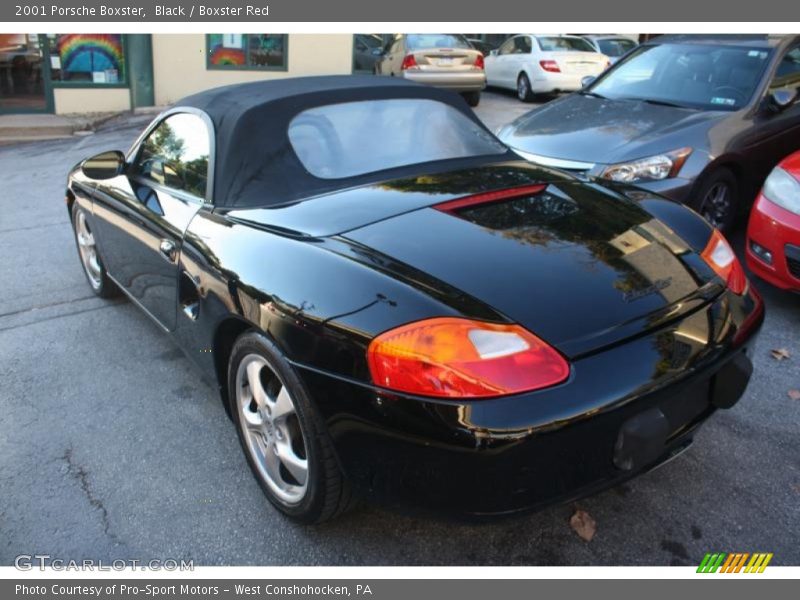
[1,91,799,567]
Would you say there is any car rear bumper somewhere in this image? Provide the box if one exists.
[297,287,763,515]
[530,71,596,93]
[401,70,486,92]
[746,193,800,292]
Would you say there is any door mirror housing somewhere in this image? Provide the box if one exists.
[81,150,125,180]
[767,88,798,113]
[489,49,498,56]
[581,75,597,88]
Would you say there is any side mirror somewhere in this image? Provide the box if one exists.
[581,75,597,88]
[490,49,498,56]
[767,88,798,113]
[81,150,125,180]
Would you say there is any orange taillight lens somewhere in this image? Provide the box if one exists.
[701,229,747,295]
[367,318,569,399]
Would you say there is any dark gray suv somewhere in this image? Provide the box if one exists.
[498,35,800,230]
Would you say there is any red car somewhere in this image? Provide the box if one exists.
[746,151,800,292]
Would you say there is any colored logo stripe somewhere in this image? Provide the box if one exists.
[697,552,773,573]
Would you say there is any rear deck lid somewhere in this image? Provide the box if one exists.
[344,181,721,357]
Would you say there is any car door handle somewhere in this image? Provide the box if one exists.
[159,239,177,263]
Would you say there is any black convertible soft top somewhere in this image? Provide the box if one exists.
[177,75,513,208]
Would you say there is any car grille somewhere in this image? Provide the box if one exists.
[788,257,800,280]
[786,244,800,280]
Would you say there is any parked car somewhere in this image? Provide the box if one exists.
[467,38,494,57]
[484,34,610,101]
[746,150,800,291]
[374,34,485,106]
[580,34,638,64]
[66,76,762,523]
[498,34,800,230]
[353,33,385,72]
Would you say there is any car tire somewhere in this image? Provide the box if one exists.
[70,202,119,298]
[462,91,481,107]
[228,331,356,523]
[517,73,535,102]
[691,167,740,232]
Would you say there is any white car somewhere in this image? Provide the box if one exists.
[485,34,611,101]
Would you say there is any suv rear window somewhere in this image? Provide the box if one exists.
[288,99,506,179]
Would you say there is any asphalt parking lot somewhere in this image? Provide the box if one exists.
[1,90,799,566]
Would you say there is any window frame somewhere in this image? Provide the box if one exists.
[205,34,289,72]
[46,34,129,89]
[126,107,216,206]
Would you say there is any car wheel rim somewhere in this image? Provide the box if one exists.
[518,77,528,99]
[236,354,308,505]
[701,182,731,229]
[75,210,102,289]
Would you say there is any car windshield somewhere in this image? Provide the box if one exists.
[537,36,596,53]
[596,38,637,57]
[590,42,772,110]
[406,34,471,50]
[288,99,506,179]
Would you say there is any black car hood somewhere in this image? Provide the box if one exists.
[343,179,719,357]
[499,94,725,164]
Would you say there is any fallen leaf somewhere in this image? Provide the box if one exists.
[788,389,800,401]
[569,508,597,542]
[771,348,791,361]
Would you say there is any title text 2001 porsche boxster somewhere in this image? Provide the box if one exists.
[66,76,763,522]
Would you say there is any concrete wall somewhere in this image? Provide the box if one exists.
[152,34,355,105]
[54,88,131,115]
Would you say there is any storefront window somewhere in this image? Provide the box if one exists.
[206,34,288,70]
[0,34,48,112]
[47,34,126,85]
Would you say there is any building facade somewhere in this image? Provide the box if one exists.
[0,33,364,115]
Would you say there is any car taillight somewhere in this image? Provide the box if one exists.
[701,229,747,295]
[473,54,485,70]
[366,317,570,399]
[401,54,419,70]
[539,60,560,73]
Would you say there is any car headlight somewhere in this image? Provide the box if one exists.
[762,166,800,215]
[601,148,692,183]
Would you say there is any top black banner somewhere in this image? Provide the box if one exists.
[3,0,796,22]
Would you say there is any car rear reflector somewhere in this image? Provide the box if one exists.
[539,60,561,73]
[367,317,570,398]
[401,54,419,70]
[433,184,546,213]
[700,229,747,295]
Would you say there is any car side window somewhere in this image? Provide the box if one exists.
[135,113,210,200]
[770,46,800,92]
[498,38,515,56]
[514,36,532,54]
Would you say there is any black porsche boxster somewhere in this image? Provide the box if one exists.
[66,76,763,523]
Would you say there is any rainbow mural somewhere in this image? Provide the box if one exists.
[208,35,246,66]
[56,34,125,81]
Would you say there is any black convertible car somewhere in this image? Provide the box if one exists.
[67,76,763,523]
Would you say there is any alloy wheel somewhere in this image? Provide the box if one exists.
[517,76,529,100]
[700,182,732,229]
[75,210,102,289]
[235,354,309,505]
